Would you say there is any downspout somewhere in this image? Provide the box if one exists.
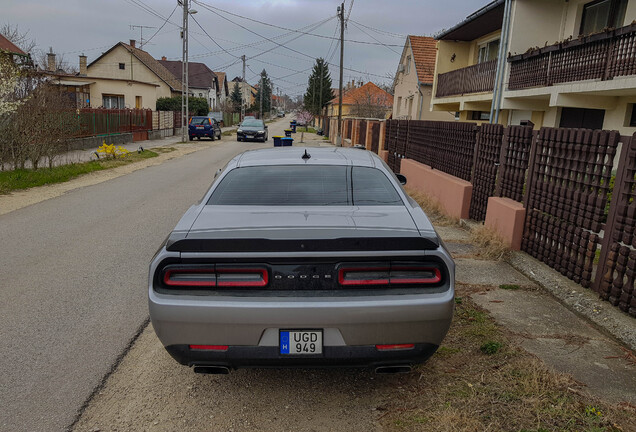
[417,81,424,120]
[490,0,512,124]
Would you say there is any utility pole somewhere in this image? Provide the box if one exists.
[181,0,189,142]
[337,2,345,146]
[319,60,324,130]
[259,73,263,120]
[241,55,246,122]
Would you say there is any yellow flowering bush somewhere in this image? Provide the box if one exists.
[96,141,131,159]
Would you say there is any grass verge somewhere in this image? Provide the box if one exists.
[379,296,635,431]
[222,130,235,136]
[405,187,459,227]
[0,150,159,194]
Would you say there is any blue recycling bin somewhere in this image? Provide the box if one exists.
[273,136,283,147]
[290,121,297,133]
[281,137,293,146]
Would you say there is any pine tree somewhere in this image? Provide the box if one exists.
[303,58,333,117]
[230,82,242,112]
[253,69,272,116]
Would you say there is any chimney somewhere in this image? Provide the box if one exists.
[161,56,167,61]
[130,39,136,48]
[79,54,87,76]
[47,48,56,72]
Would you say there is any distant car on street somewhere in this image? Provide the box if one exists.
[189,116,221,141]
[148,147,455,375]
[236,118,268,142]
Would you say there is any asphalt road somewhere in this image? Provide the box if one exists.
[0,120,287,431]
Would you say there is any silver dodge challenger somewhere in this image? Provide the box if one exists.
[149,147,454,374]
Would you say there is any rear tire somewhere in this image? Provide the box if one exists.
[189,135,193,141]
[210,133,215,141]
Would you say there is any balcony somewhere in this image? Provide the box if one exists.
[435,59,496,98]
[508,23,636,90]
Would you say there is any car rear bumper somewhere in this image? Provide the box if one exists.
[165,343,439,369]
[149,289,454,367]
[237,132,265,140]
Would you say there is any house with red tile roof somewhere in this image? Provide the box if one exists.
[327,81,393,119]
[0,32,31,66]
[392,35,454,121]
[159,58,218,110]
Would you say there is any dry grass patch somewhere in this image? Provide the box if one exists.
[378,297,635,432]
[405,188,460,227]
[470,225,511,260]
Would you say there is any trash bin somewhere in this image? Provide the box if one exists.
[281,137,293,146]
[284,129,292,137]
[273,136,284,147]
[290,121,297,133]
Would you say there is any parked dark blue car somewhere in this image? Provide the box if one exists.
[189,116,222,141]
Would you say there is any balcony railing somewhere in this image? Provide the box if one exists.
[435,59,496,98]
[508,23,636,90]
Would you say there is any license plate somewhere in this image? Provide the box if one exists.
[246,135,254,138]
[196,126,204,129]
[280,330,322,355]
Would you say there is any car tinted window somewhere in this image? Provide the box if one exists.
[208,166,350,206]
[241,120,263,127]
[208,165,403,206]
[190,118,209,125]
[352,167,402,205]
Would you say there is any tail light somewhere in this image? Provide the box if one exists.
[162,265,268,288]
[338,264,441,286]
[376,344,415,351]
[189,345,228,351]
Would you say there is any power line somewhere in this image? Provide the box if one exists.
[190,13,241,60]
[348,21,401,55]
[348,19,406,38]
[191,1,401,47]
[144,5,179,46]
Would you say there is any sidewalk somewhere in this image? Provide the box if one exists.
[44,125,239,167]
[436,223,636,405]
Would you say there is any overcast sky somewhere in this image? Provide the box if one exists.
[4,0,486,97]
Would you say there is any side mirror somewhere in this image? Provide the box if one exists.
[396,174,407,185]
[264,125,268,129]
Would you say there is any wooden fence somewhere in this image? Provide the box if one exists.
[380,119,635,317]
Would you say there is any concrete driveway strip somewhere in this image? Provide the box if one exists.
[0,136,271,432]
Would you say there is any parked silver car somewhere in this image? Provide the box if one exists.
[149,147,454,374]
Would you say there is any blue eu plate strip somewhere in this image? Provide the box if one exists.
[279,331,290,354]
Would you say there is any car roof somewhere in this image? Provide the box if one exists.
[233,147,378,168]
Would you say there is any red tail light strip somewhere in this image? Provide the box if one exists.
[163,266,268,288]
[375,344,415,351]
[189,345,228,351]
[338,266,441,286]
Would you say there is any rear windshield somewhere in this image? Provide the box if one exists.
[207,165,402,206]
[191,118,210,125]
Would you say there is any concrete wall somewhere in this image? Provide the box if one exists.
[67,133,133,151]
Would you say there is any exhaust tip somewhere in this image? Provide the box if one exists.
[375,365,412,374]
[193,365,230,375]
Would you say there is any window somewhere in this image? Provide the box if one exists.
[118,63,125,70]
[629,104,636,127]
[405,56,411,74]
[207,166,402,206]
[102,94,125,109]
[580,0,627,35]
[559,107,605,129]
[477,39,499,63]
[396,97,402,115]
[470,111,490,121]
[135,96,142,109]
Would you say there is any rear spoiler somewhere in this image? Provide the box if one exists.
[167,236,439,253]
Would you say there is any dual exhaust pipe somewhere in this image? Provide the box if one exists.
[193,365,412,375]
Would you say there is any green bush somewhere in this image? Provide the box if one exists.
[156,97,209,116]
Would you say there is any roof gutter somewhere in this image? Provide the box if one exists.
[435,0,504,40]
[417,82,424,121]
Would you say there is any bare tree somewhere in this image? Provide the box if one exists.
[349,86,392,119]
[1,23,36,54]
